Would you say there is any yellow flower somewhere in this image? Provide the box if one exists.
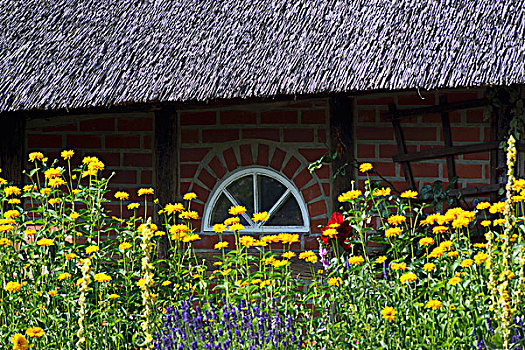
[452,217,470,229]
[4,209,20,219]
[5,281,23,292]
[282,251,296,259]
[108,294,120,300]
[400,190,418,199]
[428,246,446,258]
[264,257,276,265]
[57,273,70,281]
[348,256,365,265]
[338,190,362,202]
[182,234,201,243]
[115,191,130,200]
[214,241,229,249]
[328,277,342,287]
[69,212,80,220]
[94,273,112,283]
[5,186,21,197]
[298,251,318,263]
[480,220,491,227]
[161,281,172,286]
[28,152,44,162]
[0,238,12,247]
[65,253,78,260]
[476,202,491,210]
[375,256,387,264]
[440,241,453,250]
[44,168,62,179]
[252,211,270,222]
[432,226,447,234]
[240,236,257,248]
[60,149,74,160]
[385,227,402,238]
[372,187,391,197]
[448,277,462,286]
[179,210,199,220]
[127,202,140,210]
[11,333,29,350]
[213,224,227,233]
[514,178,525,192]
[26,327,45,338]
[183,192,197,200]
[48,290,58,297]
[447,251,459,257]
[422,263,435,272]
[489,202,505,214]
[381,306,397,321]
[40,188,51,195]
[138,188,154,196]
[119,242,132,251]
[164,203,184,214]
[419,237,434,246]
[322,228,338,239]
[474,252,489,264]
[387,215,406,226]
[36,238,54,246]
[425,299,443,310]
[493,218,506,226]
[278,233,300,244]
[228,206,247,216]
[390,262,407,271]
[359,163,373,173]
[229,223,244,232]
[461,259,474,268]
[85,245,99,255]
[0,177,6,185]
[473,243,486,249]
[400,272,417,283]
[224,217,240,226]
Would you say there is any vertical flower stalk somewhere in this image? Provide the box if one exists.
[77,258,92,349]
[139,218,155,349]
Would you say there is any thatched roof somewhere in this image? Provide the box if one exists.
[1,1,525,112]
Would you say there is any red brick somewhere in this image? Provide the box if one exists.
[294,168,313,189]
[123,153,152,167]
[191,183,210,203]
[118,117,153,131]
[356,96,392,105]
[180,111,216,126]
[322,183,330,196]
[42,123,77,132]
[299,148,327,162]
[449,127,480,142]
[191,201,205,216]
[240,144,253,166]
[283,157,301,179]
[28,134,62,148]
[284,129,314,142]
[445,164,483,179]
[317,129,327,142]
[105,135,140,148]
[141,170,152,185]
[181,129,199,143]
[397,93,436,105]
[180,181,191,195]
[220,110,256,124]
[308,200,327,217]
[463,151,489,161]
[301,110,326,124]
[66,135,102,148]
[315,166,330,179]
[241,128,280,142]
[270,148,286,171]
[356,127,394,141]
[111,170,137,184]
[180,148,210,162]
[369,162,396,177]
[143,135,152,149]
[357,109,376,123]
[403,163,440,178]
[191,234,218,249]
[97,152,120,167]
[223,148,238,172]
[198,168,217,189]
[302,184,322,202]
[80,118,115,131]
[357,144,375,158]
[304,235,320,250]
[442,92,479,103]
[379,144,417,158]
[288,102,312,108]
[209,157,227,178]
[181,164,199,179]
[403,127,437,141]
[256,144,269,166]
[466,109,486,123]
[261,110,297,124]
[202,129,239,143]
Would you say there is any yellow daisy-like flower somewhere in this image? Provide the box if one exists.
[425,299,443,310]
[213,224,227,233]
[61,150,74,160]
[224,217,240,226]
[375,256,387,264]
[252,211,270,222]
[0,238,12,247]
[48,290,58,297]
[4,186,21,197]
[348,256,365,265]
[473,243,486,249]
[385,227,402,238]
[119,242,132,251]
[127,202,140,210]
[322,228,338,239]
[298,251,318,263]
[115,191,130,200]
[94,273,112,283]
[36,238,54,246]
[85,245,99,255]
[452,217,470,229]
[338,190,362,202]
[428,246,446,259]
[474,252,489,264]
[387,215,406,226]
[476,202,491,210]
[214,241,229,249]
[26,327,45,338]
[372,187,391,197]
[5,281,23,293]
[11,333,29,350]
[182,234,201,243]
[359,163,373,173]
[381,306,397,321]
[179,210,199,220]
[183,192,197,200]
[390,262,407,271]
[229,223,244,232]
[239,236,257,248]
[328,277,342,287]
[447,251,459,258]
[164,203,184,214]
[419,237,434,247]
[65,253,78,260]
[272,259,290,268]
[514,178,525,192]
[108,294,120,300]
[400,190,418,199]
[448,276,462,286]
[282,251,296,259]
[461,259,474,268]
[161,281,172,286]
[432,226,447,234]
[69,212,80,221]
[4,209,20,219]
[489,202,505,214]
[278,233,300,244]
[493,218,506,226]
[422,262,435,272]
[57,272,70,281]
[138,188,154,196]
[229,206,247,216]
[40,188,51,196]
[400,272,417,284]
[28,152,44,162]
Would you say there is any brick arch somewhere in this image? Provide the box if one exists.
[187,141,330,234]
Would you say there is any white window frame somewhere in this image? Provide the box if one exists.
[203,167,310,233]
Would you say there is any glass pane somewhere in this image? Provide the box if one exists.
[265,195,303,226]
[211,192,250,226]
[226,175,254,215]
[258,175,286,212]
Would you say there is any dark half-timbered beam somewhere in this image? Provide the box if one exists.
[329,94,354,213]
[154,108,179,258]
[0,114,26,185]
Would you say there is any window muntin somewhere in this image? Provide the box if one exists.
[203,168,310,233]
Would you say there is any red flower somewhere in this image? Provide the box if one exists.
[320,212,355,252]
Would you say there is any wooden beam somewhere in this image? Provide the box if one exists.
[329,94,354,213]
[440,96,458,189]
[392,142,499,163]
[389,103,416,189]
[154,108,179,258]
[0,115,26,185]
[383,98,489,120]
[449,184,502,197]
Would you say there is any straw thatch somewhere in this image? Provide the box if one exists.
[1,0,524,112]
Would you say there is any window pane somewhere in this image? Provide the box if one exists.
[258,174,286,212]
[265,195,303,226]
[211,192,249,226]
[226,175,254,215]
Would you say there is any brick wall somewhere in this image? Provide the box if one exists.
[353,88,492,193]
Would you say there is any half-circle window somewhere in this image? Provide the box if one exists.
[203,168,309,233]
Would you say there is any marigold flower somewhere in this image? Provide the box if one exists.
[282,251,296,259]
[94,273,112,283]
[400,272,417,284]
[419,237,434,246]
[476,202,491,210]
[138,188,154,196]
[432,226,447,234]
[127,202,140,210]
[4,186,21,197]
[115,191,130,200]
[390,262,407,271]
[36,238,54,246]
[385,227,402,238]
[400,190,418,199]
[58,272,70,281]
[214,241,229,249]
[448,276,462,286]
[388,215,406,226]
[119,242,132,250]
[5,281,23,292]
[348,256,365,265]
[26,327,45,338]
[164,203,184,214]
[474,252,489,264]
[372,187,391,197]
[338,190,362,202]
[11,333,29,350]
[489,202,505,214]
[328,277,342,287]
[425,299,443,310]
[228,205,247,216]
[322,228,338,239]
[252,211,270,222]
[375,256,387,264]
[359,163,373,173]
[28,152,44,162]
[381,306,397,321]
[183,192,197,200]
[461,259,474,268]
[422,262,436,272]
